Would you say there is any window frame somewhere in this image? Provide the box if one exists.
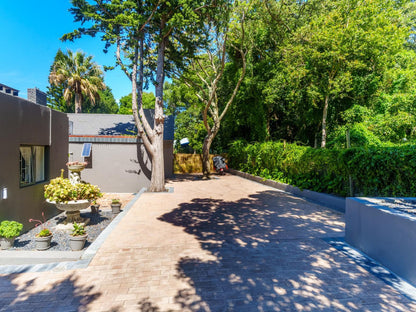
[19,145,48,187]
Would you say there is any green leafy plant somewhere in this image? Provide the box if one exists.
[111,199,120,205]
[71,222,86,236]
[37,229,52,237]
[29,212,52,237]
[44,169,102,203]
[0,221,23,238]
[229,140,416,197]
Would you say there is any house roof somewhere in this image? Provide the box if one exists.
[67,111,174,141]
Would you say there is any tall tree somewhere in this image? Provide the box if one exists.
[176,2,247,177]
[49,49,105,113]
[63,0,227,191]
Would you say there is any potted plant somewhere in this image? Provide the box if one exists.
[111,199,122,214]
[69,222,88,251]
[0,220,23,249]
[29,213,53,250]
[90,200,100,214]
[44,169,102,223]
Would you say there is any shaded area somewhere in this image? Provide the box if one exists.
[153,189,413,311]
[98,122,137,136]
[0,274,101,312]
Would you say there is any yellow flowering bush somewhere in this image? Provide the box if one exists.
[44,170,102,203]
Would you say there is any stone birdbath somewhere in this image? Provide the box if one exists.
[47,162,91,224]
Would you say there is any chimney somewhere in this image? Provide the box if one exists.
[27,88,47,106]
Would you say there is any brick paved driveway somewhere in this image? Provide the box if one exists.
[0,175,415,311]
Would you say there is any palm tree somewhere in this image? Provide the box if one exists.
[49,49,106,113]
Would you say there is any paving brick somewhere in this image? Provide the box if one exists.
[1,175,415,311]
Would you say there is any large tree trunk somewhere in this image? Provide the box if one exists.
[202,125,219,178]
[75,93,82,113]
[321,94,329,148]
[149,134,165,191]
[202,135,214,178]
[148,37,166,192]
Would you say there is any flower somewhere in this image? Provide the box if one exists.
[29,212,52,237]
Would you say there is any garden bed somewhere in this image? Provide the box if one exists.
[8,193,134,252]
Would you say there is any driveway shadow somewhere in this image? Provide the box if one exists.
[153,190,412,311]
[0,274,102,312]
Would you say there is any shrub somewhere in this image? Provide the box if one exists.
[229,140,416,197]
[0,221,23,238]
[44,170,102,203]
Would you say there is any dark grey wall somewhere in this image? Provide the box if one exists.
[346,197,416,286]
[0,93,68,231]
[68,140,174,193]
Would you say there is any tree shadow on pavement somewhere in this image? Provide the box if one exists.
[0,274,102,312]
[156,190,414,312]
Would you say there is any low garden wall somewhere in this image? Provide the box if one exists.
[346,197,416,286]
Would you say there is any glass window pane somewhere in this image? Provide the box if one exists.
[34,146,45,182]
[19,146,32,185]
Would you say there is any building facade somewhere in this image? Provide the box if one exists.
[68,113,174,193]
[0,93,68,230]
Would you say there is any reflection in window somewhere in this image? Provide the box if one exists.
[19,146,46,186]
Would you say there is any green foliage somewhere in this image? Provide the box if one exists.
[0,221,23,239]
[207,0,416,149]
[37,229,52,238]
[29,212,52,236]
[48,49,106,113]
[118,92,155,115]
[111,199,120,205]
[44,170,102,203]
[71,222,86,236]
[229,140,416,197]
[327,124,382,149]
[369,111,416,142]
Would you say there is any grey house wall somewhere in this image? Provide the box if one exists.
[0,93,68,230]
[69,140,173,193]
[67,113,174,193]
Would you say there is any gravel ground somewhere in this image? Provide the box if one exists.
[10,193,134,251]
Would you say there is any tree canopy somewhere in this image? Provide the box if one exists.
[48,49,106,113]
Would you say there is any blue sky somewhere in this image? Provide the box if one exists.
[0,1,135,102]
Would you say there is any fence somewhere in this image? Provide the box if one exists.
[174,153,226,174]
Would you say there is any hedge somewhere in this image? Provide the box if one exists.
[228,140,416,197]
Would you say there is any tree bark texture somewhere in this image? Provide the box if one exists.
[75,93,82,113]
[321,94,329,148]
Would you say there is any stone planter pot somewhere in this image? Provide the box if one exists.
[0,237,15,250]
[69,234,88,251]
[35,235,52,250]
[47,199,91,224]
[111,203,121,214]
[67,164,86,173]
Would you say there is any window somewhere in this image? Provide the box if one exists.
[19,146,46,187]
[69,121,73,135]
